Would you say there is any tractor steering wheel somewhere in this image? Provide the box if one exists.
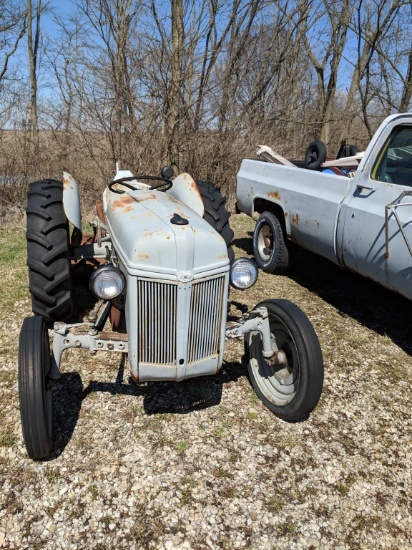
[109,175,173,194]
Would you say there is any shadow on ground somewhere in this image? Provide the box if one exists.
[52,356,246,458]
[234,230,412,354]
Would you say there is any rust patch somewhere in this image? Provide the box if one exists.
[99,332,128,342]
[291,213,299,225]
[111,195,136,213]
[110,307,121,331]
[63,173,74,191]
[267,191,280,200]
[137,253,150,259]
[96,200,107,224]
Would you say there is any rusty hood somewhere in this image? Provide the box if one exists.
[103,187,229,277]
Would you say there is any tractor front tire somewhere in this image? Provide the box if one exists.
[246,299,324,420]
[197,180,234,263]
[19,316,55,459]
[26,179,73,322]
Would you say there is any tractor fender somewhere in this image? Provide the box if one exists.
[62,171,82,232]
[167,173,204,217]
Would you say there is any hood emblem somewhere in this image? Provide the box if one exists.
[170,213,189,225]
[177,271,193,282]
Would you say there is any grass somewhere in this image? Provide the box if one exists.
[0,226,28,310]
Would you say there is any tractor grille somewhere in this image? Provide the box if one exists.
[137,276,226,366]
[187,276,226,363]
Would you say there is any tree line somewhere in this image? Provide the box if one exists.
[0,0,411,214]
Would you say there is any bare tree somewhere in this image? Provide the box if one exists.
[168,0,184,172]
[73,0,141,164]
[0,1,27,86]
[27,0,47,131]
[297,0,351,144]
[340,0,409,140]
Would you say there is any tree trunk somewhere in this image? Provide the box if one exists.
[27,0,41,132]
[167,0,184,173]
[400,46,412,112]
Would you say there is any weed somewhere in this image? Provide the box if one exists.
[176,441,187,453]
[219,483,237,498]
[222,417,234,429]
[212,427,225,440]
[0,427,17,447]
[213,466,231,478]
[180,485,193,505]
[44,467,60,484]
[278,433,296,449]
[335,482,349,495]
[265,495,285,514]
[279,522,297,535]
[304,486,318,497]
[88,484,98,500]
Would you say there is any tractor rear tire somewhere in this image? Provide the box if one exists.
[26,179,73,322]
[197,180,234,263]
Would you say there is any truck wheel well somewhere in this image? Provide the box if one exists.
[253,199,287,236]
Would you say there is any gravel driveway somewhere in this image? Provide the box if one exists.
[0,216,411,549]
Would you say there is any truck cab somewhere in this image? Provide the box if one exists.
[236,113,412,301]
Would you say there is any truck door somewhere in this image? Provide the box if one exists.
[339,124,412,300]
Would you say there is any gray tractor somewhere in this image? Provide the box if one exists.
[19,167,324,459]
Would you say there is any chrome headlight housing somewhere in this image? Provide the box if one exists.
[89,265,126,300]
[229,258,258,290]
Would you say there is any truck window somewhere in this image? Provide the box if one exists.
[372,125,412,186]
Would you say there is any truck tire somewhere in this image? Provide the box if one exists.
[197,180,234,263]
[253,211,288,273]
[26,179,73,322]
[19,316,55,459]
[305,140,327,170]
[337,144,358,159]
[246,299,324,420]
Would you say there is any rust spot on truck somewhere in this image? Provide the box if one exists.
[291,213,299,225]
[137,253,150,259]
[267,191,280,200]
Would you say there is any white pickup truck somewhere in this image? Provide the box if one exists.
[236,113,412,301]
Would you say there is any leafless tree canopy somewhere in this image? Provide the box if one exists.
[1,0,412,214]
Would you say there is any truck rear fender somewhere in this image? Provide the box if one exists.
[253,198,290,239]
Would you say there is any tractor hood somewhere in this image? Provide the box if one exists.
[103,187,229,278]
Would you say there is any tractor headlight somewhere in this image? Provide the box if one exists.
[229,258,258,290]
[89,265,125,300]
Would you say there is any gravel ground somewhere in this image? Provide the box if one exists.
[0,215,411,549]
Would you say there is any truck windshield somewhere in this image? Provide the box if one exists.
[372,125,412,186]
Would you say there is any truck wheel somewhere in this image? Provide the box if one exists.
[18,316,55,459]
[253,211,288,273]
[26,179,73,322]
[305,140,327,170]
[197,180,234,263]
[246,299,324,420]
